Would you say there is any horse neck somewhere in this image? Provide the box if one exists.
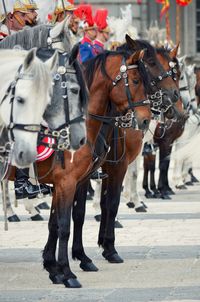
[86,83,109,146]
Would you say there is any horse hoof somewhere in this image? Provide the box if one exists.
[135,206,147,213]
[8,215,20,222]
[94,214,101,222]
[161,194,171,200]
[185,181,193,186]
[145,192,154,198]
[114,220,123,228]
[141,201,148,209]
[63,278,82,288]
[126,202,135,208]
[37,202,50,210]
[31,214,44,221]
[176,185,187,190]
[166,189,175,195]
[191,175,199,183]
[49,274,64,284]
[103,253,124,263]
[80,261,99,272]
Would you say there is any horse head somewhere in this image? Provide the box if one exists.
[0,48,58,167]
[124,35,181,119]
[42,43,88,151]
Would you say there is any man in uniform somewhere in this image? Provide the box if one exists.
[23,0,38,26]
[93,9,110,55]
[75,4,97,63]
[0,0,29,39]
[49,0,80,45]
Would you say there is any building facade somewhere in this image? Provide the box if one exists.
[74,0,199,62]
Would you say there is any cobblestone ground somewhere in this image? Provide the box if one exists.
[0,167,200,302]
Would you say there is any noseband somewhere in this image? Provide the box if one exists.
[0,65,41,142]
[89,56,150,129]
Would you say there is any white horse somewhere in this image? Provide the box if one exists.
[172,61,200,189]
[0,48,57,168]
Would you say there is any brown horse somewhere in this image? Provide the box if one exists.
[195,66,200,107]
[7,48,151,288]
[71,39,185,269]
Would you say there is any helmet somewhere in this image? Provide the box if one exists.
[13,0,28,13]
[21,0,38,10]
[94,9,110,33]
[54,0,75,15]
[74,4,96,30]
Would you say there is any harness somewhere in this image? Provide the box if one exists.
[147,60,178,113]
[89,56,150,129]
[0,65,41,142]
[38,50,84,151]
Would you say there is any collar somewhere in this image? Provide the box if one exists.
[94,39,104,48]
[81,36,92,44]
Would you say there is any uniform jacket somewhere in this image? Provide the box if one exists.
[79,36,96,63]
[93,39,104,55]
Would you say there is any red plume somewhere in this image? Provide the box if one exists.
[94,9,108,31]
[74,4,94,27]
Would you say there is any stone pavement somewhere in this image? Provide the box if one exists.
[0,169,200,302]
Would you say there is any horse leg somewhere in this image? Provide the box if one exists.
[129,158,147,212]
[158,144,173,199]
[143,155,153,198]
[72,180,98,272]
[56,182,82,288]
[100,164,126,263]
[23,198,43,221]
[183,158,193,185]
[42,193,60,284]
[93,179,102,221]
[1,181,21,222]
[149,154,160,197]
[173,158,186,189]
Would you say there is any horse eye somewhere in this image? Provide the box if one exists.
[16,96,25,104]
[133,79,139,85]
[71,88,79,94]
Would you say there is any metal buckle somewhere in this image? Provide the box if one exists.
[120,65,127,73]
[24,125,40,132]
[59,128,69,139]
[61,82,67,89]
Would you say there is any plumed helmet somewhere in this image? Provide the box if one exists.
[74,4,96,30]
[94,9,110,33]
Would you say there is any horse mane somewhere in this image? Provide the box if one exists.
[84,49,151,94]
[0,25,51,49]
[73,59,88,109]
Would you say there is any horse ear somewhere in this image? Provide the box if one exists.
[50,15,71,38]
[23,48,36,70]
[125,34,138,50]
[69,43,80,65]
[126,50,144,65]
[169,43,179,59]
[45,50,58,73]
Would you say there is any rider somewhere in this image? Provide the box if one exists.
[0,0,29,39]
[22,0,38,26]
[49,0,80,45]
[93,9,111,55]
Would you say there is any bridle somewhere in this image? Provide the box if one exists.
[39,51,84,151]
[0,65,41,142]
[146,60,178,113]
[89,56,150,129]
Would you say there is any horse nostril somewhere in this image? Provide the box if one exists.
[80,138,86,146]
[142,119,150,129]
